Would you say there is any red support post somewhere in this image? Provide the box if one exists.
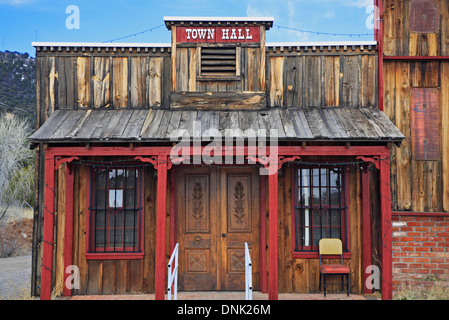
[41,155,55,300]
[155,155,168,300]
[268,169,278,300]
[259,174,267,294]
[380,157,392,300]
[361,167,372,294]
[63,166,74,297]
[169,166,177,253]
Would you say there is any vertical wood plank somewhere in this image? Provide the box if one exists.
[269,57,284,107]
[92,57,111,108]
[395,61,412,210]
[76,57,90,108]
[112,57,128,108]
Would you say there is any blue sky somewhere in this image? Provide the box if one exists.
[0,0,375,56]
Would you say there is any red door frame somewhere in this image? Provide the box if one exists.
[40,145,392,300]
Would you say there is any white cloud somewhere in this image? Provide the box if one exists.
[0,0,37,5]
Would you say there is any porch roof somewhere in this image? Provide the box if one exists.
[30,107,404,144]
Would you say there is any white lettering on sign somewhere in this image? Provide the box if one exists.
[207,28,215,40]
[183,27,256,41]
[222,28,229,40]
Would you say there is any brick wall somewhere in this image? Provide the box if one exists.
[392,214,449,290]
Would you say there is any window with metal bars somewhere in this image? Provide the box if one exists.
[293,165,348,253]
[200,46,237,77]
[88,166,143,254]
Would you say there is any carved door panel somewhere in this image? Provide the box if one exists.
[178,167,218,291]
[177,167,259,291]
[219,168,259,291]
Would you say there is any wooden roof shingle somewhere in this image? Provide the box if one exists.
[30,107,404,144]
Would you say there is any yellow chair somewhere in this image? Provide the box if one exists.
[318,238,350,297]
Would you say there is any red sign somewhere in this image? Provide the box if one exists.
[176,26,260,43]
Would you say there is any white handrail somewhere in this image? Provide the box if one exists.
[245,242,252,300]
[167,243,179,300]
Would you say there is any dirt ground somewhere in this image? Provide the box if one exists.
[0,218,33,299]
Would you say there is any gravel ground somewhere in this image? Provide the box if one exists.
[0,255,32,300]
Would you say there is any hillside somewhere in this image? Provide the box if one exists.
[0,51,36,127]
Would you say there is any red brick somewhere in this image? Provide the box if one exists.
[415,227,429,232]
[437,232,449,237]
[431,227,444,232]
[416,269,430,274]
[400,237,414,242]
[422,222,435,226]
[416,246,430,252]
[415,258,430,263]
[408,221,421,227]
[422,242,436,247]
[408,232,421,236]
[409,252,422,257]
[394,263,408,268]
[409,263,422,268]
[415,237,429,242]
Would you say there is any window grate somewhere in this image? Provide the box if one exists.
[201,46,237,76]
[89,166,142,254]
[293,165,348,253]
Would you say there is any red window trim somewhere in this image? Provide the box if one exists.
[85,165,145,260]
[291,164,351,257]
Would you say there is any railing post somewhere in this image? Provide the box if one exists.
[167,243,179,300]
[245,242,252,300]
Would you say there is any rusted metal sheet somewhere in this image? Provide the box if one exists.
[410,0,439,33]
[411,88,440,160]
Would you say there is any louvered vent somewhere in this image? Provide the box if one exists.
[201,46,237,76]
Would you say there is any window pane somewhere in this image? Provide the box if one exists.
[90,166,142,253]
[294,165,346,253]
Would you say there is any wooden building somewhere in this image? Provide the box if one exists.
[379,0,449,289]
[30,16,405,300]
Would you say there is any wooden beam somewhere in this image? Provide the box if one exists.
[41,155,55,300]
[155,155,168,300]
[62,166,74,297]
[361,167,372,294]
[44,145,390,158]
[169,91,267,110]
[380,157,392,300]
[268,167,278,300]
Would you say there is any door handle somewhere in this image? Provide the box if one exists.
[222,233,226,238]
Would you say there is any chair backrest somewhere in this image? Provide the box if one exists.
[319,238,343,255]
[319,238,343,264]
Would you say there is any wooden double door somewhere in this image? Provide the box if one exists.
[177,167,260,291]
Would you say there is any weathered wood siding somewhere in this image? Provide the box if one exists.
[383,0,449,212]
[265,47,378,107]
[173,45,264,92]
[384,60,449,212]
[35,49,171,127]
[272,159,369,294]
[50,162,159,295]
[383,0,449,56]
